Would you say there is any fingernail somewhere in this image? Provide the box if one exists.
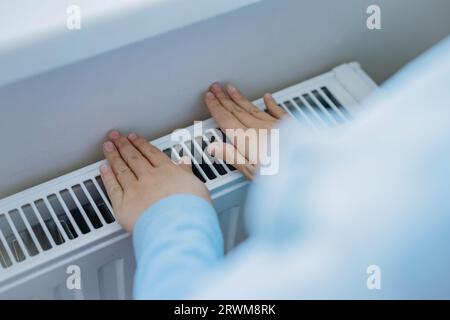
[227,84,237,92]
[212,82,221,90]
[100,163,109,173]
[206,92,214,99]
[109,130,120,139]
[103,141,114,151]
[128,132,137,140]
[264,93,272,99]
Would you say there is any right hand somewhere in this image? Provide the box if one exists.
[204,82,286,179]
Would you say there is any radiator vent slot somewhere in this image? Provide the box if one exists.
[279,86,351,129]
[0,177,115,269]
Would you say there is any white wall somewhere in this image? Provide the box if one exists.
[1,0,449,198]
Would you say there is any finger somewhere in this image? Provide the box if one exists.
[204,91,247,132]
[211,83,269,128]
[207,141,256,180]
[225,102,272,129]
[99,163,123,208]
[264,93,286,119]
[210,82,241,113]
[127,133,172,167]
[205,91,257,160]
[108,131,151,177]
[103,141,137,188]
[177,156,192,173]
[226,84,276,121]
[210,82,258,124]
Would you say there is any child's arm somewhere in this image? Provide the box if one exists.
[133,194,223,299]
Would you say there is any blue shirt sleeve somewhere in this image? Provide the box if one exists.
[132,194,224,299]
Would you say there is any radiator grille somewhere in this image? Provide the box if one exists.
[0,177,115,268]
[279,86,351,129]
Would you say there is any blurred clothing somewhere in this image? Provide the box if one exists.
[133,36,450,299]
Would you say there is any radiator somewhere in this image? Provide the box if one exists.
[0,62,377,299]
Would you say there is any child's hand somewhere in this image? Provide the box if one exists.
[100,131,211,232]
[204,83,286,179]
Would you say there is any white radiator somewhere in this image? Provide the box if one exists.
[0,62,377,299]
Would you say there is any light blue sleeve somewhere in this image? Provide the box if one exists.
[193,36,450,299]
[132,194,224,299]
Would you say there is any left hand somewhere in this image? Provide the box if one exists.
[100,130,211,232]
